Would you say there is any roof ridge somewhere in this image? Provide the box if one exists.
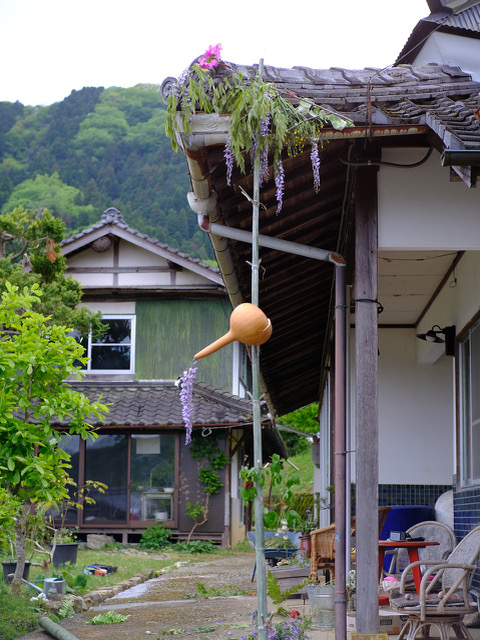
[61,208,220,274]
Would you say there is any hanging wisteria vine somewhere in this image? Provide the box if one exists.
[179,360,198,444]
[166,44,353,212]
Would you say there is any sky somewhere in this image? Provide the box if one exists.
[0,0,429,107]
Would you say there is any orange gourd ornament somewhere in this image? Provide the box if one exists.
[194,303,272,359]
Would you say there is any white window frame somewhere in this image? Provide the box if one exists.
[459,317,480,487]
[84,314,136,374]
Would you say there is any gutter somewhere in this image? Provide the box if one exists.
[441,149,480,166]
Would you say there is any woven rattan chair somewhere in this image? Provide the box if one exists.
[385,521,456,577]
[309,506,390,582]
[389,526,480,640]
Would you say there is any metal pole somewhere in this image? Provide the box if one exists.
[334,263,347,640]
[252,59,268,640]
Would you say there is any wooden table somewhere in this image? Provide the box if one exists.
[378,540,439,593]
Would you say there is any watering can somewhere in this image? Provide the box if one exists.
[194,303,272,359]
[22,577,65,598]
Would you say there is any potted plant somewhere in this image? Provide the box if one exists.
[297,509,318,558]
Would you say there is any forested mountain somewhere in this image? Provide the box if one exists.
[0,84,214,260]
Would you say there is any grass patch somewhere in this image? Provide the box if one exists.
[0,582,40,639]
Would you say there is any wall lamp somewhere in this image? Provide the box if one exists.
[416,325,456,356]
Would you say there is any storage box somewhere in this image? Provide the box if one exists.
[347,610,409,635]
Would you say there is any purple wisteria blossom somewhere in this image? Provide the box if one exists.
[179,360,198,444]
[259,116,271,183]
[274,159,285,214]
[311,139,321,193]
[224,136,234,186]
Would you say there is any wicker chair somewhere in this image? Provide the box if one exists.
[384,521,456,577]
[389,526,480,640]
[309,506,390,582]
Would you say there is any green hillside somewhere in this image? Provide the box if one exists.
[0,84,213,260]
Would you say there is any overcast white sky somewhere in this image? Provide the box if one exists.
[0,0,429,107]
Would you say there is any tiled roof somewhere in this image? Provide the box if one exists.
[216,63,480,152]
[67,380,265,427]
[64,380,286,456]
[61,207,220,275]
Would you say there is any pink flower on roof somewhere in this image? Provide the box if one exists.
[198,43,222,69]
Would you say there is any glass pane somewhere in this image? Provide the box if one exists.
[94,319,131,345]
[130,434,175,522]
[471,327,480,424]
[91,345,131,369]
[460,337,471,483]
[84,434,128,522]
[54,434,80,525]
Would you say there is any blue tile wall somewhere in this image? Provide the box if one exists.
[378,484,451,508]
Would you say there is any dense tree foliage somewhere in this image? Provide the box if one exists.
[278,403,319,455]
[0,85,211,259]
[0,283,107,592]
[0,206,104,337]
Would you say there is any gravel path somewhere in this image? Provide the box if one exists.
[18,552,310,640]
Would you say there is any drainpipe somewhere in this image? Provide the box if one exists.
[188,193,348,640]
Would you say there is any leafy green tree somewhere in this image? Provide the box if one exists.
[0,282,108,592]
[1,172,95,229]
[0,85,212,260]
[0,206,103,337]
[278,403,319,456]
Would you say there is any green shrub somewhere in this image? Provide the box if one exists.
[174,540,218,554]
[139,524,172,550]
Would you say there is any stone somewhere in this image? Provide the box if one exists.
[86,533,115,549]
[464,612,480,628]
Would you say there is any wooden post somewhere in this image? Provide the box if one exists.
[354,164,380,634]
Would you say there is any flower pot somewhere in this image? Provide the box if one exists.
[307,584,335,628]
[299,534,311,558]
[52,542,79,567]
[2,561,31,583]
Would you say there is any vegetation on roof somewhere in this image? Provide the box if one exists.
[166,45,353,212]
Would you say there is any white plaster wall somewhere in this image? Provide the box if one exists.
[80,301,136,314]
[67,247,114,266]
[119,241,168,267]
[378,148,480,251]
[376,328,454,484]
[413,32,480,81]
[416,251,480,378]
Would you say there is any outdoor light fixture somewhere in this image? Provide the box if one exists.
[416,325,456,356]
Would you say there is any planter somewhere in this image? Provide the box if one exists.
[299,534,311,558]
[268,565,310,594]
[51,543,79,567]
[307,584,335,628]
[2,561,31,583]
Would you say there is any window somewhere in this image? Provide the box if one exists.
[82,315,135,373]
[56,432,177,525]
[459,318,480,486]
